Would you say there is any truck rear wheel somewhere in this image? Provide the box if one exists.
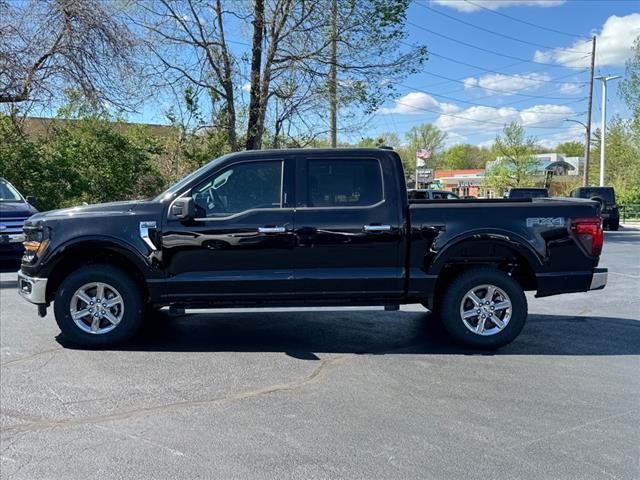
[53,265,144,347]
[440,268,527,349]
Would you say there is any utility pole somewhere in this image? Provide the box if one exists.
[583,35,596,187]
[595,75,621,186]
[328,0,338,148]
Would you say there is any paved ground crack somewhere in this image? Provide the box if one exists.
[0,354,351,436]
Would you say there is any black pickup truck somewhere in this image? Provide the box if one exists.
[17,148,607,349]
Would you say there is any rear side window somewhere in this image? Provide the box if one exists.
[306,159,383,207]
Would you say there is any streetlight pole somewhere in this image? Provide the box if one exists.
[594,75,621,186]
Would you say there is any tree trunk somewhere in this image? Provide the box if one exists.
[328,0,338,148]
[245,0,265,150]
[215,0,238,151]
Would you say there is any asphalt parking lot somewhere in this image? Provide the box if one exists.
[1,229,639,480]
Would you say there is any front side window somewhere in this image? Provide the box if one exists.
[192,160,283,217]
[307,158,383,207]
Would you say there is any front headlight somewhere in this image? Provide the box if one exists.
[22,227,49,263]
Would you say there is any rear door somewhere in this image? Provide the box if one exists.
[292,153,404,300]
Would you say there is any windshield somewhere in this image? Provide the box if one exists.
[0,180,24,202]
[154,154,232,202]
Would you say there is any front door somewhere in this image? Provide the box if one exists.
[161,157,295,303]
[292,153,404,301]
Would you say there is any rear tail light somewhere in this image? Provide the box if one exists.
[570,217,603,257]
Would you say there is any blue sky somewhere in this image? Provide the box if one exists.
[129,0,640,149]
[366,0,640,148]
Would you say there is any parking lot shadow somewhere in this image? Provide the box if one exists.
[57,310,640,357]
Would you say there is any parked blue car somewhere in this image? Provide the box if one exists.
[0,178,38,261]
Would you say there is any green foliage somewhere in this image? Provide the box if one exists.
[0,94,231,211]
[619,36,640,121]
[440,144,493,169]
[0,113,166,211]
[589,118,640,204]
[405,123,447,167]
[484,122,538,193]
[555,141,584,157]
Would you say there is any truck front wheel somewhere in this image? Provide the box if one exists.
[440,268,527,349]
[53,265,144,347]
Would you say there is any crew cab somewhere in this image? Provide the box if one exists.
[17,148,607,349]
[1,178,38,261]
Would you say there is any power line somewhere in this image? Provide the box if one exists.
[407,21,589,69]
[427,51,587,85]
[390,79,587,112]
[416,3,590,53]
[463,0,592,40]
[416,70,585,100]
[385,98,585,129]
[432,69,588,103]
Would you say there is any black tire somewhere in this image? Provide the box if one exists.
[609,220,620,231]
[54,265,144,347]
[440,267,527,349]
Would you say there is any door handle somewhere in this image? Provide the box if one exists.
[363,224,392,232]
[258,226,286,234]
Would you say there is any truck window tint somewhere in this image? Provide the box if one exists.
[192,161,282,217]
[307,159,383,207]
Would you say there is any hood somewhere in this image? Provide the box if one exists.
[29,200,145,222]
[0,201,38,218]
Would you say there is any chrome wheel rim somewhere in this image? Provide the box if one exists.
[460,284,512,336]
[70,282,124,335]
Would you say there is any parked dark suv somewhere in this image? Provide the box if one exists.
[507,188,549,199]
[570,187,619,230]
[0,178,38,261]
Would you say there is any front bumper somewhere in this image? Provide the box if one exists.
[589,268,607,290]
[17,270,48,304]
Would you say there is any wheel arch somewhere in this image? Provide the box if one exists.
[43,238,152,304]
[425,234,541,310]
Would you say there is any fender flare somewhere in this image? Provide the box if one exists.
[39,235,154,278]
[426,229,544,277]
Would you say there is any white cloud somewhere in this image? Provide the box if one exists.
[378,92,460,114]
[463,72,551,95]
[559,83,583,95]
[434,104,575,135]
[534,14,640,67]
[432,0,564,13]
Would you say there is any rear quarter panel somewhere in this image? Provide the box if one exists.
[407,198,600,299]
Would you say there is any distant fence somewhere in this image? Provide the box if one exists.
[620,204,640,223]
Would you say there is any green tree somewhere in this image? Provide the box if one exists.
[589,119,640,204]
[484,122,538,193]
[405,123,447,168]
[556,141,584,157]
[619,36,640,121]
[440,144,492,169]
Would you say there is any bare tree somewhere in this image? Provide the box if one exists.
[0,0,139,108]
[306,0,427,146]
[245,0,326,149]
[134,0,241,150]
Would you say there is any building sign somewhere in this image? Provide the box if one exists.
[416,169,433,181]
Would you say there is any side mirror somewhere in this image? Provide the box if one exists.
[170,197,195,220]
[26,195,36,205]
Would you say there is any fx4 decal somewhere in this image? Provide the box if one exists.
[526,217,565,228]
